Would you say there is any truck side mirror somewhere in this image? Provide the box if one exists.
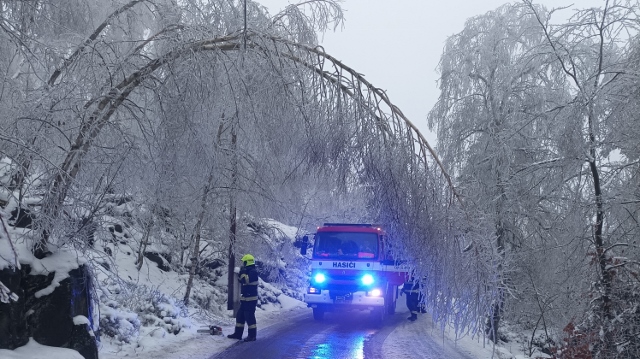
[300,235,309,255]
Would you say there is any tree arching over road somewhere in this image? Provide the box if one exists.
[41,29,458,236]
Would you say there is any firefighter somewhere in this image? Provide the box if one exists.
[402,275,421,321]
[227,254,259,341]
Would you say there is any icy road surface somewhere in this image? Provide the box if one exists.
[209,299,483,359]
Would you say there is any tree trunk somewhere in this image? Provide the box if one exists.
[183,172,214,305]
[486,126,507,343]
[135,223,152,271]
[227,204,236,311]
[486,217,506,343]
[587,105,612,353]
[226,125,237,311]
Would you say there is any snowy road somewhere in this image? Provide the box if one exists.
[208,300,482,359]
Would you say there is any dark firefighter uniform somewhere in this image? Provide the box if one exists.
[227,254,259,341]
[402,276,421,321]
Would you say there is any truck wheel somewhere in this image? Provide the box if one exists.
[386,296,396,315]
[371,307,384,327]
[385,287,396,315]
[313,308,325,321]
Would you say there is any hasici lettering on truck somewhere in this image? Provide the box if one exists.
[299,223,408,325]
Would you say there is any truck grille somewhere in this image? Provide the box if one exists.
[328,285,362,299]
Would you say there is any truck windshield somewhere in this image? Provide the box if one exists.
[313,231,378,260]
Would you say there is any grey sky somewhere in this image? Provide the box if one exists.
[260,0,606,144]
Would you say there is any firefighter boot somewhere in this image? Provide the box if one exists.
[407,313,417,321]
[244,327,256,342]
[227,325,244,339]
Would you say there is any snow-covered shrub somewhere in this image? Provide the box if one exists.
[99,299,141,343]
[125,285,187,335]
[258,281,282,306]
[278,256,308,302]
[99,280,189,344]
[550,256,640,359]
[238,217,308,302]
[189,278,227,312]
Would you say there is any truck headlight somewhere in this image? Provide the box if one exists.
[308,287,321,294]
[313,273,326,284]
[367,288,382,297]
[361,274,374,286]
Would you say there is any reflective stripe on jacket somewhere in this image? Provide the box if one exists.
[239,265,259,301]
[403,278,421,294]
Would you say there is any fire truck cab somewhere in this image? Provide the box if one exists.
[300,223,408,325]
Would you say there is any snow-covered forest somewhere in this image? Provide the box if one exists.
[0,0,639,358]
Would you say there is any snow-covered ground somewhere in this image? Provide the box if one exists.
[0,292,538,359]
[97,295,308,359]
[96,307,546,359]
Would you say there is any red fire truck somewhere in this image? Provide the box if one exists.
[299,223,409,325]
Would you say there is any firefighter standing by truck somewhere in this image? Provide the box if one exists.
[402,275,421,321]
[227,254,259,341]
